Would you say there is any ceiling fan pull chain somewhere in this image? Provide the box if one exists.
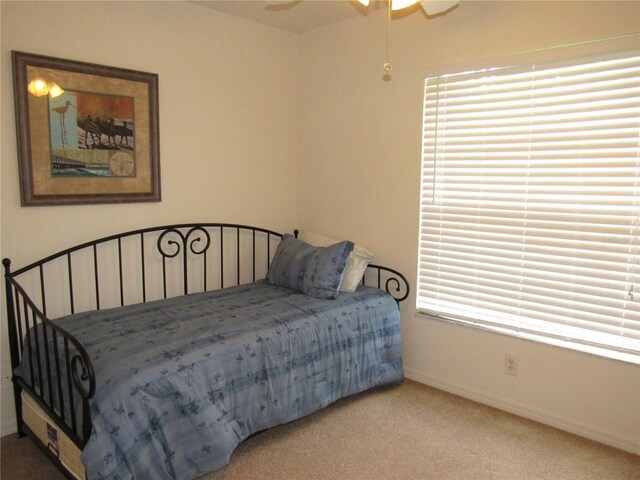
[384,0,392,72]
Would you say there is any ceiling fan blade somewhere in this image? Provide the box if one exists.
[419,0,459,15]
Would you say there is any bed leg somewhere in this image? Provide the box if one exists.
[3,258,25,437]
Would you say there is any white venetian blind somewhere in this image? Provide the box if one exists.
[418,50,640,364]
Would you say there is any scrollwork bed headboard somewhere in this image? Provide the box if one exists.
[6,224,410,321]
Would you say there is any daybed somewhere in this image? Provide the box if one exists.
[3,223,409,480]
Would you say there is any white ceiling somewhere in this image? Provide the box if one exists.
[191,0,388,34]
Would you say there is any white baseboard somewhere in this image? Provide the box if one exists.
[1,369,18,437]
[1,385,18,437]
[404,366,640,456]
[1,419,17,437]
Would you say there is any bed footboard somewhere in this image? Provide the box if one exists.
[4,258,95,448]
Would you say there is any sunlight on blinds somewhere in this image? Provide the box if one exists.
[418,50,640,364]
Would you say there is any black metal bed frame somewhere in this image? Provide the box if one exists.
[3,223,410,460]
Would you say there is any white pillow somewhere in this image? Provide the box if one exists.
[297,230,374,292]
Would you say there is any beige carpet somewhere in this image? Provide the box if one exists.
[2,381,639,480]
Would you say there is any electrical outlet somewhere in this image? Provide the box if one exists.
[504,354,519,376]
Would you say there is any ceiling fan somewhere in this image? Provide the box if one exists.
[268,0,459,75]
[361,0,459,73]
[268,0,458,15]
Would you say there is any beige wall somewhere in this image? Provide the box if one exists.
[298,1,640,453]
[0,1,300,432]
[1,0,639,456]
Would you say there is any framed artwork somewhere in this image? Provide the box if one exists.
[12,51,161,206]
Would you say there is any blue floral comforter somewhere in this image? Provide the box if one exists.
[20,281,403,479]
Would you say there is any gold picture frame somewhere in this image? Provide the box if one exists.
[12,51,161,206]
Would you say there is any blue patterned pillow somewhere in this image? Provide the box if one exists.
[266,234,354,299]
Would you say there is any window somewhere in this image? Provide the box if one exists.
[418,50,640,364]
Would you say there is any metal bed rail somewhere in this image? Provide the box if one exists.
[3,223,284,447]
[3,267,95,448]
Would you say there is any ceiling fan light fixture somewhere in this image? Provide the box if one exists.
[357,0,459,14]
[357,0,422,10]
[391,0,420,11]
